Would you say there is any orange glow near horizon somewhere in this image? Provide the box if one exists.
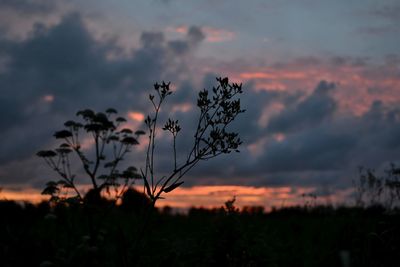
[1,188,47,203]
[0,185,354,211]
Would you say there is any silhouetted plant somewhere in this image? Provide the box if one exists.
[37,108,144,203]
[142,77,245,205]
[224,196,239,215]
[37,76,244,209]
[354,164,400,209]
[301,193,318,209]
[241,205,265,215]
[120,187,152,214]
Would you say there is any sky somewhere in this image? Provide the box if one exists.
[0,0,400,209]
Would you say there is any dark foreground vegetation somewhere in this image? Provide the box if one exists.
[1,196,399,267]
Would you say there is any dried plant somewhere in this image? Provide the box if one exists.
[142,77,245,204]
[37,108,143,203]
[37,77,245,206]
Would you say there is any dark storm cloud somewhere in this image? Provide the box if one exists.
[0,0,56,14]
[267,81,337,134]
[358,25,400,36]
[187,26,205,44]
[359,3,400,36]
[329,56,369,67]
[0,12,206,184]
[178,79,400,189]
[249,93,400,186]
[153,0,173,5]
[371,4,400,22]
[168,40,190,55]
[260,127,356,173]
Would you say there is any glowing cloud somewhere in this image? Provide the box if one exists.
[42,94,54,103]
[128,111,145,122]
[202,26,236,43]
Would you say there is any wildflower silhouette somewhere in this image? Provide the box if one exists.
[37,108,143,203]
[38,77,245,205]
[141,77,245,205]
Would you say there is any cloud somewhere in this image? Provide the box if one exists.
[370,4,400,22]
[153,0,173,5]
[0,12,207,185]
[358,25,400,36]
[187,26,206,44]
[259,126,357,173]
[356,3,400,36]
[218,55,400,118]
[201,26,235,43]
[267,81,337,133]
[0,0,56,14]
[167,25,234,43]
[173,78,400,190]
[249,89,400,186]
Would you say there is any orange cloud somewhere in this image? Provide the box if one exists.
[128,111,145,122]
[240,71,307,80]
[173,26,187,34]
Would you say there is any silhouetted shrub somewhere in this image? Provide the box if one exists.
[241,205,265,215]
[120,187,152,214]
[83,188,111,207]
[37,108,143,203]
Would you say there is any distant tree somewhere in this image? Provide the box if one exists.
[37,108,144,203]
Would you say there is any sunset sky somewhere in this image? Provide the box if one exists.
[1,0,400,209]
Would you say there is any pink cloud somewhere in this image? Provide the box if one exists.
[127,111,145,122]
[202,26,236,43]
[213,57,400,117]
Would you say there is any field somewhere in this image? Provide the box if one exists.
[1,199,399,267]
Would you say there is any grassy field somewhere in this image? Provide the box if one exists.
[1,200,399,267]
